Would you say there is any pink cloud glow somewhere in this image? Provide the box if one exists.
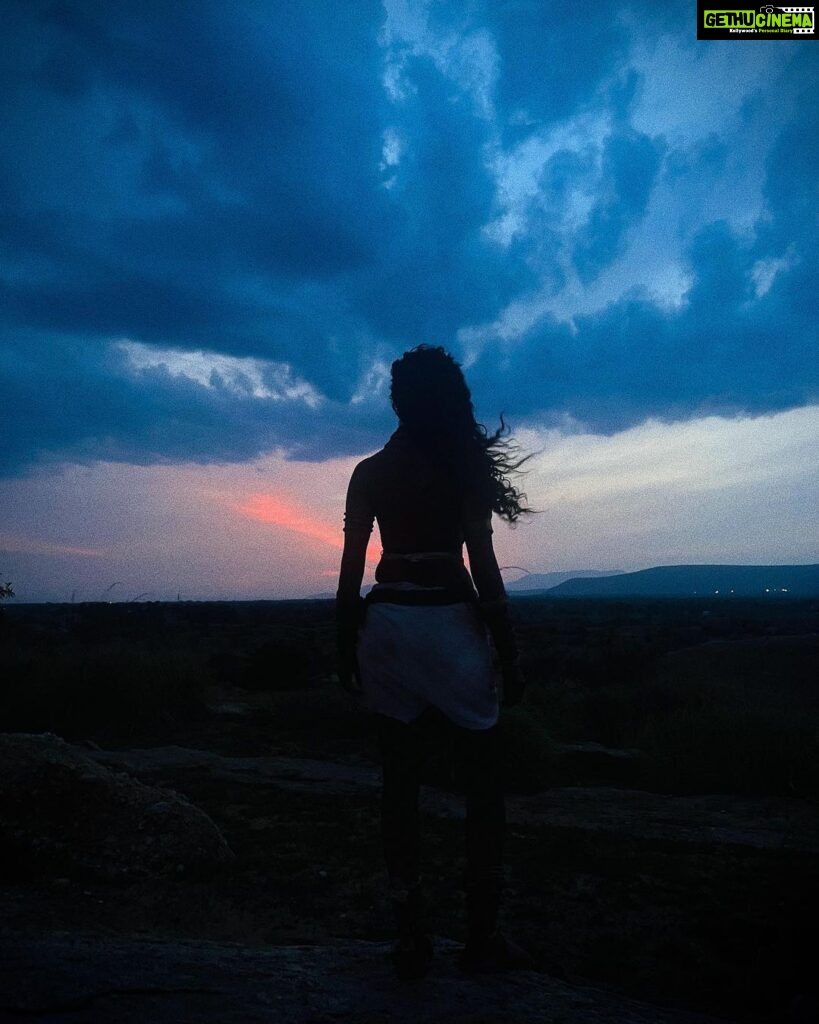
[234,493,379,564]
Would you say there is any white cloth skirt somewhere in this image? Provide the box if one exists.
[357,588,499,730]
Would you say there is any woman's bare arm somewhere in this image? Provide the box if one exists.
[465,515,524,706]
[337,462,374,604]
[336,463,374,691]
[464,516,506,605]
[337,528,370,604]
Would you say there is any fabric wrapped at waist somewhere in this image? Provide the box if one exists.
[372,552,476,604]
[366,584,472,607]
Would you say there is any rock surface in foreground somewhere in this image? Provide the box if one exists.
[0,732,234,880]
[0,931,728,1024]
[89,743,819,853]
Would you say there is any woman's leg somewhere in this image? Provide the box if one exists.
[453,721,506,941]
[374,712,433,978]
[454,721,531,971]
[375,712,423,891]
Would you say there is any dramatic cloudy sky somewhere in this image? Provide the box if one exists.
[1,0,816,601]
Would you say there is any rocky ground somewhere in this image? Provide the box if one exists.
[2,931,725,1024]
[1,687,817,1024]
[84,741,819,853]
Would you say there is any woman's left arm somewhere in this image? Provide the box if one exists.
[465,516,525,707]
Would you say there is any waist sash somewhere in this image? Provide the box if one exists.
[371,551,476,604]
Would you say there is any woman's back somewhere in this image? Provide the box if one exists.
[346,425,488,557]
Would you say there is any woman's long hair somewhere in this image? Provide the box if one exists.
[389,345,532,523]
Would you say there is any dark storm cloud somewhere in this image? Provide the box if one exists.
[573,128,665,283]
[470,212,818,433]
[1,0,816,477]
[355,59,535,345]
[465,41,818,432]
[0,327,395,476]
[485,2,632,135]
[1,0,524,474]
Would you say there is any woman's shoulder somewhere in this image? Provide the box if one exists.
[359,429,412,468]
[348,439,395,489]
[352,444,388,475]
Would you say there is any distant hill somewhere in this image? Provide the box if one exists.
[546,564,819,598]
[506,570,623,593]
[311,564,819,600]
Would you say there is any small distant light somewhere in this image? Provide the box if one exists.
[782,588,789,593]
[765,588,770,592]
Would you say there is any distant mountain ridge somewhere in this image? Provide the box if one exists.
[506,570,623,593]
[544,564,819,598]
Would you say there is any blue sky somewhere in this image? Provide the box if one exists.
[1,1,816,600]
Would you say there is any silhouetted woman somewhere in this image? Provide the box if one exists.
[336,345,530,979]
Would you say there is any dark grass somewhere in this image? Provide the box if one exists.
[3,596,818,795]
[0,638,211,743]
[519,632,819,797]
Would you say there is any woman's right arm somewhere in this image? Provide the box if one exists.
[336,462,374,691]
[337,463,374,600]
